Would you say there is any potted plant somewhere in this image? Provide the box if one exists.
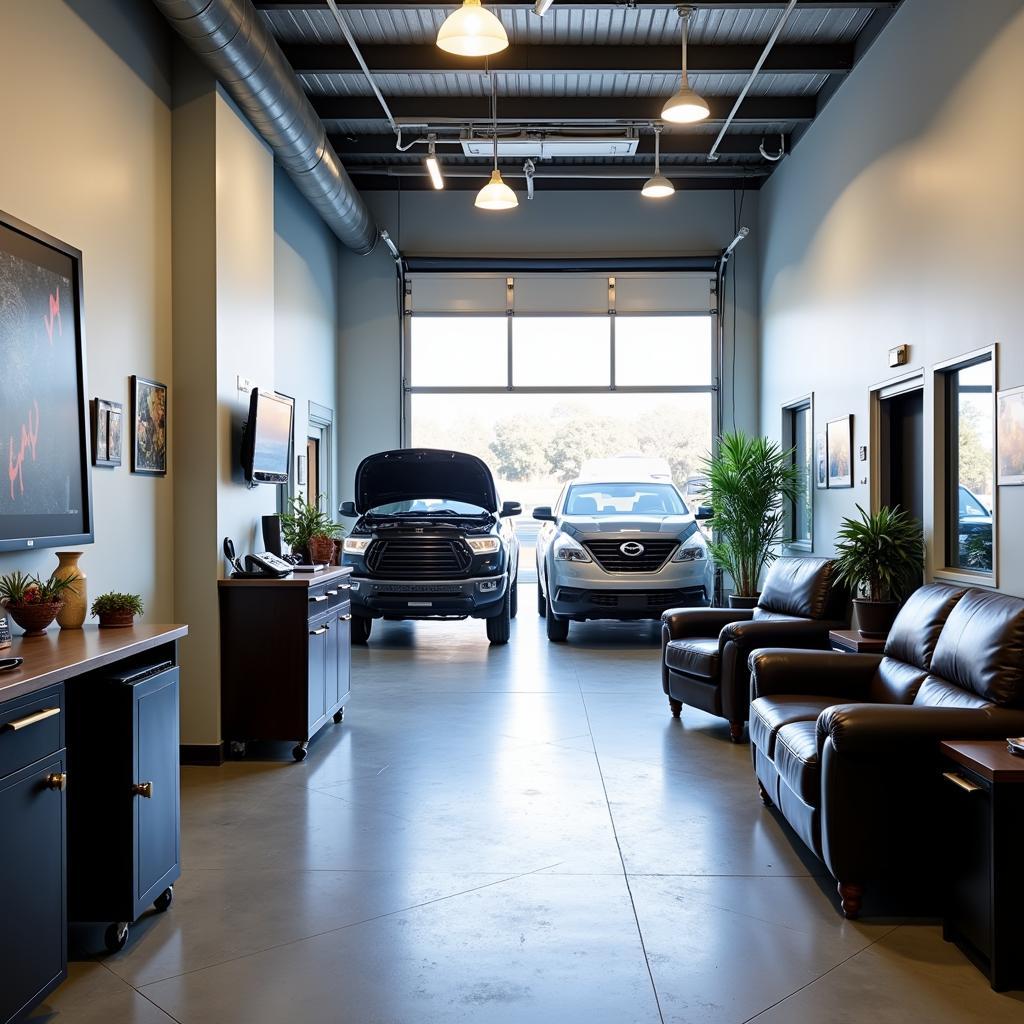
[91,592,144,629]
[280,494,343,564]
[833,504,924,638]
[702,431,803,608]
[0,570,80,636]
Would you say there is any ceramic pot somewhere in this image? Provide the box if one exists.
[854,598,899,639]
[98,610,135,629]
[728,594,760,610]
[52,551,87,629]
[7,601,63,636]
[308,535,336,565]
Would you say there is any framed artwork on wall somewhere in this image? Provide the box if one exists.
[131,375,167,476]
[815,432,828,489]
[997,385,1024,486]
[91,398,122,468]
[826,415,853,489]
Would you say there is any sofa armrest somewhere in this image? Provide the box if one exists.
[748,649,881,699]
[661,607,751,641]
[722,617,834,652]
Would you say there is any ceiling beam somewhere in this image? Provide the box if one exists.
[284,43,852,77]
[312,95,815,124]
[348,176,765,192]
[257,3,898,10]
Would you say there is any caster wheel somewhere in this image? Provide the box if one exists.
[292,744,308,762]
[105,922,129,953]
[333,708,345,724]
[229,740,247,757]
[154,886,174,913]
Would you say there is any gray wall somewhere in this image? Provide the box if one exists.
[0,0,173,615]
[758,0,1024,594]
[339,188,760,492]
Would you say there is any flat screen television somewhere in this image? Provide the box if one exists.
[0,210,93,553]
[241,389,294,485]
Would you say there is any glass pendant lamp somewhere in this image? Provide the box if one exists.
[476,76,518,210]
[642,126,675,199]
[437,1,509,58]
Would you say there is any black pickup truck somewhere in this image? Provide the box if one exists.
[340,449,521,645]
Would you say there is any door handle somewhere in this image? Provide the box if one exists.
[45,772,67,792]
[341,614,352,621]
[309,595,328,604]
[942,771,983,794]
[309,627,328,636]
[132,781,154,799]
[2,706,60,732]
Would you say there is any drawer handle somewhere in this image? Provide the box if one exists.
[2,706,61,733]
[341,614,352,621]
[309,627,328,636]
[340,583,351,590]
[326,590,338,597]
[45,772,67,792]
[942,771,983,794]
[132,781,154,799]
[309,595,328,604]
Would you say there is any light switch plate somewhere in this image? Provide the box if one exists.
[858,445,868,461]
[237,375,255,394]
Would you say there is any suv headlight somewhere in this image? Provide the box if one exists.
[343,537,371,555]
[466,537,501,555]
[673,543,707,562]
[553,534,592,563]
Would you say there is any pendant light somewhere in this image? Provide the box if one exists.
[642,125,675,199]
[437,0,509,58]
[476,74,517,210]
[662,6,710,124]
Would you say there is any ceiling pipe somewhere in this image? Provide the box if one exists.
[354,165,766,180]
[707,0,798,161]
[153,0,378,255]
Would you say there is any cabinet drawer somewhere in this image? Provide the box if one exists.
[307,585,331,617]
[0,685,64,779]
[325,580,352,611]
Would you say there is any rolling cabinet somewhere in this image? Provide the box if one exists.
[219,567,353,761]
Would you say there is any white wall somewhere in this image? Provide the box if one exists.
[0,0,173,616]
[758,0,1024,594]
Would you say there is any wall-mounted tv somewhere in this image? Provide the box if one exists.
[0,210,93,553]
[241,388,294,485]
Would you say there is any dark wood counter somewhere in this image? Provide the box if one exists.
[217,566,351,589]
[941,740,1024,784]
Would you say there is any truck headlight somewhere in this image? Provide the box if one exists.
[343,537,371,555]
[466,537,501,555]
[553,534,592,563]
[673,544,706,562]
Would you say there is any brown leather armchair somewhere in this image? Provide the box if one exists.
[749,583,1024,918]
[661,557,847,741]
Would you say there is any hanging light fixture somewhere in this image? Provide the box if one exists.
[662,6,710,124]
[437,0,509,58]
[642,125,675,199]
[476,74,517,210]
[424,135,445,190]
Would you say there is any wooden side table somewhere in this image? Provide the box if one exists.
[829,629,887,654]
[940,740,1024,991]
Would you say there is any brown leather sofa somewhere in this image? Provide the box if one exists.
[661,557,847,741]
[749,583,1024,918]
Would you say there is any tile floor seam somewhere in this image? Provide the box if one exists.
[96,960,184,1024]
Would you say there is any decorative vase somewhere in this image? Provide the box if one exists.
[98,611,135,629]
[854,598,899,639]
[728,594,760,610]
[7,601,64,636]
[308,535,336,565]
[52,551,87,629]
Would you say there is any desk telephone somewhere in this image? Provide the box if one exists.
[223,537,293,579]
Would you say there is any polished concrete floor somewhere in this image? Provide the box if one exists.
[37,586,1024,1022]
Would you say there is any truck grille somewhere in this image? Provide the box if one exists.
[366,537,473,579]
[583,538,678,573]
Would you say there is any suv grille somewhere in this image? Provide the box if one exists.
[584,538,678,573]
[366,537,473,580]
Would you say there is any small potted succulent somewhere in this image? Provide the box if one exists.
[0,570,80,636]
[91,592,144,629]
[280,494,343,564]
[833,504,924,638]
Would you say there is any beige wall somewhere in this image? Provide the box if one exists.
[759,0,1024,594]
[0,0,173,615]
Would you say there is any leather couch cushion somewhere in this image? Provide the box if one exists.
[775,721,820,805]
[929,589,1024,706]
[865,657,928,705]
[749,695,843,757]
[757,557,837,620]
[665,638,720,679]
[914,676,991,710]
[884,583,966,671]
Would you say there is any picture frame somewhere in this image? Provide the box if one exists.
[997,384,1024,486]
[90,398,122,468]
[131,375,167,476]
[826,415,853,489]
[814,432,828,489]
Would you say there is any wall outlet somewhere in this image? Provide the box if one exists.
[888,344,909,368]
[237,375,255,394]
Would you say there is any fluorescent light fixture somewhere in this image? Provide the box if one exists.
[424,137,444,190]
[475,169,518,210]
[642,126,675,199]
[662,6,709,124]
[437,0,509,57]
[460,132,639,159]
[534,0,555,15]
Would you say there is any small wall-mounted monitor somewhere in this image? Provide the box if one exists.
[241,389,294,485]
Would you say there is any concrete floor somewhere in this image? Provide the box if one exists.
[36,586,1024,1022]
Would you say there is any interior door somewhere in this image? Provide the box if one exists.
[307,618,328,734]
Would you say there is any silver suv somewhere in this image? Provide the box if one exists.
[534,463,712,642]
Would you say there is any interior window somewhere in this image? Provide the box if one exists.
[782,399,813,547]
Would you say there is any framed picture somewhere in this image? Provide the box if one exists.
[131,375,167,476]
[91,398,122,468]
[997,385,1024,486]
[826,415,853,489]
[814,432,828,489]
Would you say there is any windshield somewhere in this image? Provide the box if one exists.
[958,487,989,518]
[563,483,688,517]
[368,497,489,516]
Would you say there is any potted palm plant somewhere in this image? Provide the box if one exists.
[833,504,924,638]
[702,432,803,607]
[280,494,343,564]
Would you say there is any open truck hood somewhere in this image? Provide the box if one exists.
[354,448,499,513]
